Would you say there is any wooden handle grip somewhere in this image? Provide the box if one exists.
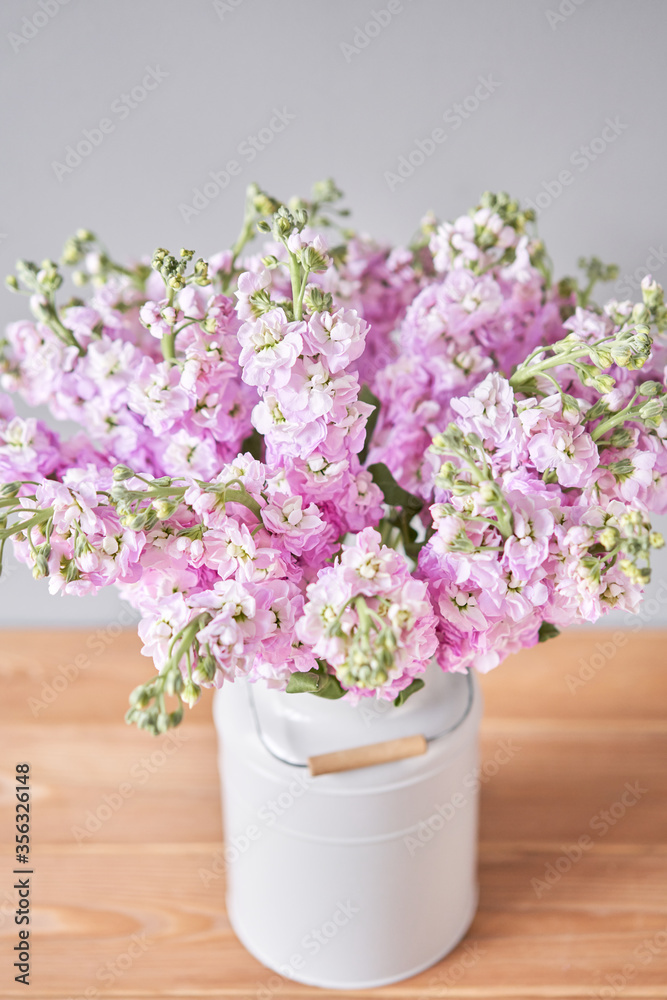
[307,734,428,776]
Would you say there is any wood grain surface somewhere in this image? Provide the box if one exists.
[0,626,666,999]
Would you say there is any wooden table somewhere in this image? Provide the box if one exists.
[1,627,666,999]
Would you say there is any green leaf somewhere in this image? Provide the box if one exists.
[285,670,322,694]
[315,674,346,699]
[538,622,560,643]
[285,665,346,699]
[358,384,381,463]
[368,462,423,514]
[394,677,425,707]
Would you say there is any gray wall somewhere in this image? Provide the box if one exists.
[1,0,666,627]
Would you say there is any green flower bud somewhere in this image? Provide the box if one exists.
[592,375,616,394]
[63,559,80,583]
[129,684,152,709]
[650,531,665,549]
[562,394,582,418]
[156,712,171,734]
[169,706,184,728]
[32,554,49,580]
[589,346,613,369]
[113,464,134,481]
[301,247,328,272]
[303,287,334,314]
[196,653,217,682]
[610,342,633,367]
[5,275,19,292]
[606,428,633,449]
[164,670,183,697]
[478,480,501,503]
[73,533,91,557]
[153,498,179,520]
[639,380,662,397]
[182,679,202,708]
[639,399,664,422]
[631,303,651,325]
[598,526,620,551]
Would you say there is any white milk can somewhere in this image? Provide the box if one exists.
[213,661,482,990]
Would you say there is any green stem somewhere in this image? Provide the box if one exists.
[161,286,177,363]
[591,394,639,442]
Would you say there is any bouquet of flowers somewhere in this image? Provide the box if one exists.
[2,183,665,734]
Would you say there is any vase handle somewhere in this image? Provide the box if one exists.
[308,734,428,776]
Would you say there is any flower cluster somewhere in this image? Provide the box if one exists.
[1,182,666,732]
[297,527,437,701]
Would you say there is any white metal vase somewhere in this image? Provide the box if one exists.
[213,661,483,990]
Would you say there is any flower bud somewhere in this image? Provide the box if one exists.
[592,375,615,394]
[589,346,613,369]
[639,399,663,422]
[32,554,49,580]
[196,653,217,683]
[639,380,662,397]
[562,394,582,418]
[631,303,651,325]
[113,464,134,482]
[164,670,183,697]
[153,499,179,520]
[650,531,665,549]
[63,559,80,583]
[129,684,152,709]
[478,480,501,503]
[607,428,633,449]
[599,526,620,551]
[182,680,202,708]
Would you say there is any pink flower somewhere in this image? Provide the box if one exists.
[305,309,368,374]
[238,309,304,389]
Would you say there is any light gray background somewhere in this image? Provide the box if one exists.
[1,0,666,627]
